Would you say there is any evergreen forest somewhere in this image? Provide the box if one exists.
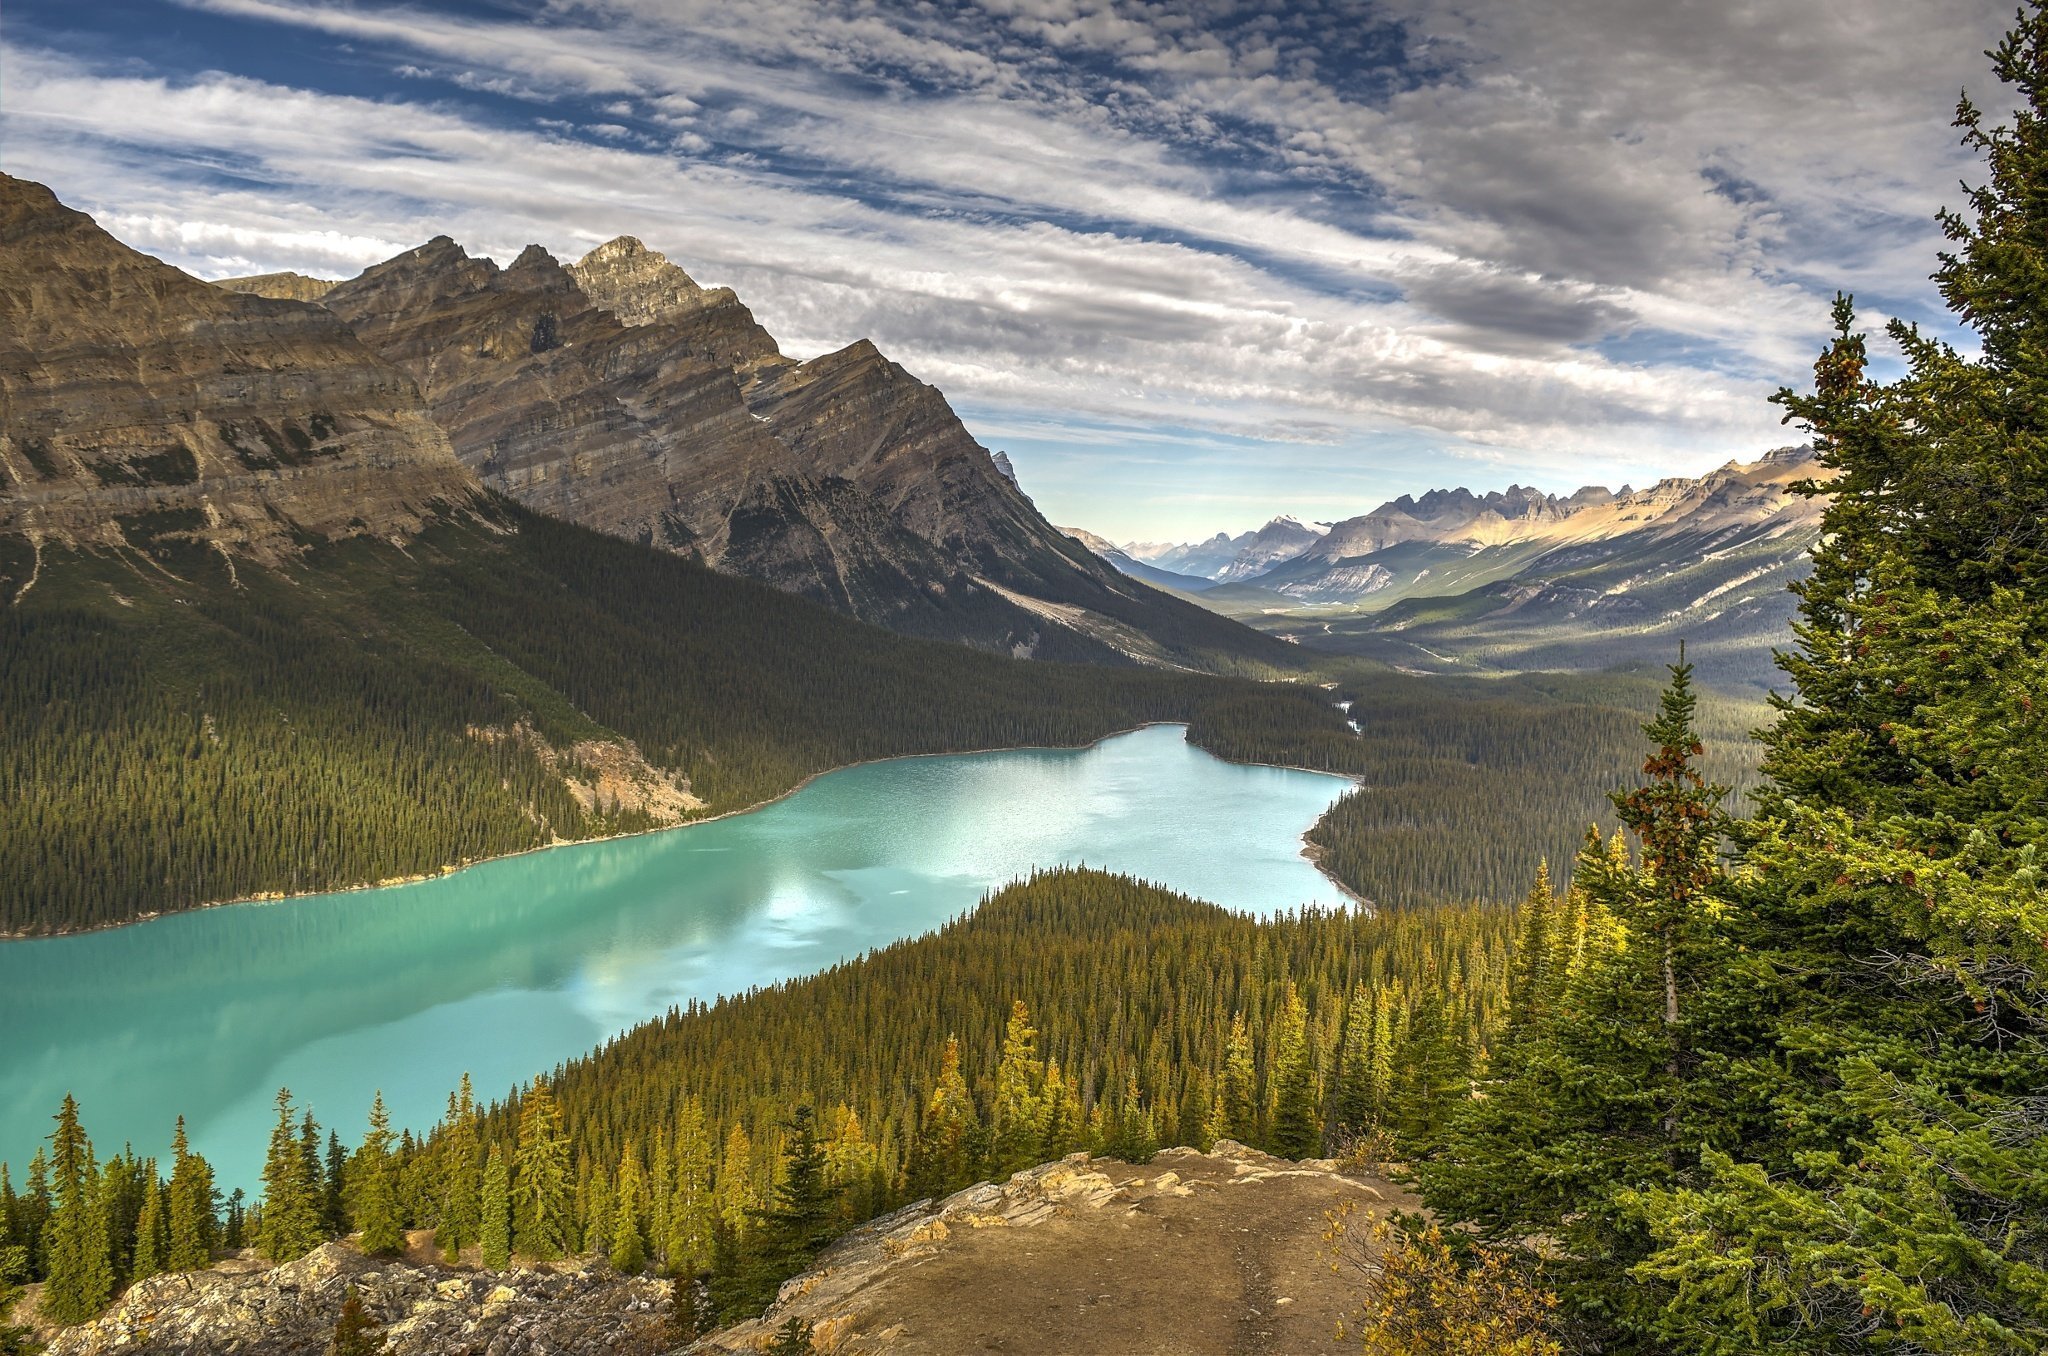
[4,6,2047,1354]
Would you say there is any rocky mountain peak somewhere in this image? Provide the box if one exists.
[569,233,721,328]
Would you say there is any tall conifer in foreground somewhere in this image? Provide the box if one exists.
[258,1090,325,1263]
[1618,10,2048,1348]
[511,1081,571,1261]
[351,1093,403,1258]
[166,1117,215,1271]
[41,1095,111,1325]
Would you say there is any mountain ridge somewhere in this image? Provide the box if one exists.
[300,225,1286,670]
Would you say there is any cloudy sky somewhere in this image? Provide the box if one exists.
[0,0,2016,540]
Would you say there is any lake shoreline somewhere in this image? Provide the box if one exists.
[3,722,1364,943]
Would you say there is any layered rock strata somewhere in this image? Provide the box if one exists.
[0,176,477,566]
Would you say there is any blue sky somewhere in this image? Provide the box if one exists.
[0,0,2013,540]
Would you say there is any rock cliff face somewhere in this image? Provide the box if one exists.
[316,230,1284,668]
[215,272,339,303]
[0,176,478,567]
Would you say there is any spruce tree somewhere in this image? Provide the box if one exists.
[132,1164,165,1281]
[166,1117,215,1271]
[435,1074,481,1264]
[715,1122,756,1240]
[1267,982,1321,1159]
[511,1081,570,1261]
[478,1145,512,1270]
[1101,1073,1159,1164]
[907,1037,978,1198]
[258,1090,324,1262]
[351,1093,403,1258]
[1217,1013,1258,1145]
[331,1285,386,1356]
[41,1095,112,1325]
[988,1002,1047,1176]
[1619,10,2048,1347]
[669,1098,716,1276]
[734,1106,836,1317]
[608,1153,646,1274]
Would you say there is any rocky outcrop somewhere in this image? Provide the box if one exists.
[0,176,478,566]
[696,1142,1412,1355]
[36,1146,1403,1356]
[41,1242,674,1356]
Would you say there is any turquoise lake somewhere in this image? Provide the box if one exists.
[0,725,1351,1192]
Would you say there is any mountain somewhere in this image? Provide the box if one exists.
[1213,515,1326,581]
[1146,530,1248,578]
[1061,525,1217,593]
[1138,515,1326,582]
[0,176,476,565]
[309,233,1284,671]
[1235,448,1827,691]
[0,177,1344,933]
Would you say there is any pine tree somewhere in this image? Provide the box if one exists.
[1615,12,2048,1348]
[352,1093,403,1258]
[132,1164,166,1281]
[322,1131,349,1239]
[734,1106,837,1318]
[165,1117,216,1272]
[41,1095,112,1325]
[478,1145,512,1270]
[608,1153,646,1274]
[1267,982,1321,1159]
[511,1082,571,1261]
[1217,1012,1258,1145]
[331,1285,386,1356]
[907,1037,979,1199]
[222,1188,246,1251]
[669,1098,716,1276]
[1607,650,1728,1161]
[715,1122,756,1240]
[988,1001,1047,1177]
[433,1078,481,1264]
[258,1090,324,1263]
[1100,1072,1158,1164]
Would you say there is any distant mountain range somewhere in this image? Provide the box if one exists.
[1131,516,1328,583]
[1069,449,1827,691]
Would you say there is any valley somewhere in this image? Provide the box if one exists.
[1094,447,1826,693]
[7,3,2046,1339]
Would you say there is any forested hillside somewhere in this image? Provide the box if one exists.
[2,868,1511,1329]
[0,500,1349,934]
